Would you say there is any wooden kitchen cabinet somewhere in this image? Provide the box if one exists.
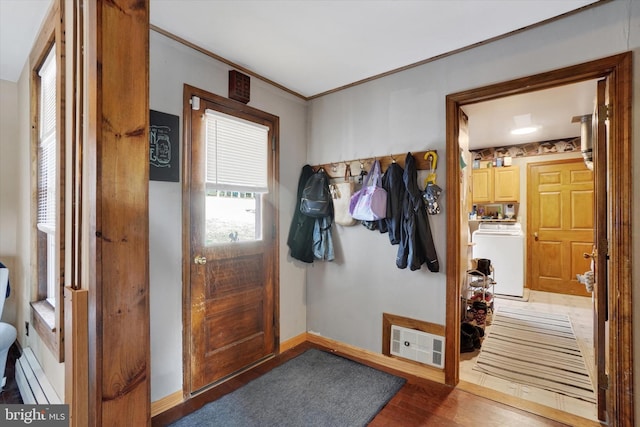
[494,166,520,201]
[472,168,493,203]
[472,166,520,203]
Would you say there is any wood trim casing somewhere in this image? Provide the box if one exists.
[28,0,65,363]
[445,52,634,425]
[151,391,184,417]
[63,287,89,426]
[279,333,308,353]
[180,84,194,400]
[607,51,633,427]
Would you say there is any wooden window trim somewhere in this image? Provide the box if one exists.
[29,0,65,362]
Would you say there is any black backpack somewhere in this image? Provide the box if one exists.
[300,169,333,218]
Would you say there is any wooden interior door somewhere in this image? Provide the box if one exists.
[185,87,278,393]
[592,77,609,421]
[528,159,593,296]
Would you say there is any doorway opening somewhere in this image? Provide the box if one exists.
[444,53,633,425]
[461,155,597,419]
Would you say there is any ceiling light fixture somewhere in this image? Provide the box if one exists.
[510,126,539,135]
[510,113,540,135]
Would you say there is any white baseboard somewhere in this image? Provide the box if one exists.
[15,347,61,404]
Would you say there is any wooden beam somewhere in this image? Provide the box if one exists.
[84,0,150,425]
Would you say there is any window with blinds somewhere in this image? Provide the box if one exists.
[205,109,269,193]
[36,44,57,307]
[203,110,269,244]
[37,45,57,235]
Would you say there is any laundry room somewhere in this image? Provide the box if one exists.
[462,79,597,299]
[457,79,601,420]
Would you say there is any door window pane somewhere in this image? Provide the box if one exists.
[205,190,262,244]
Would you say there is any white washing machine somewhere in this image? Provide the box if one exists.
[472,222,524,297]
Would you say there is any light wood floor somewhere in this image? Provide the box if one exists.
[153,341,578,427]
[459,290,597,421]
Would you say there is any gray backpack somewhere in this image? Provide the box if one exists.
[300,169,333,218]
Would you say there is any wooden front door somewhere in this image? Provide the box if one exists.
[184,86,279,393]
[528,159,593,296]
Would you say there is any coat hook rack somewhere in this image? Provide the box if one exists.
[312,150,438,179]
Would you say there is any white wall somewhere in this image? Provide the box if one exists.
[306,3,640,407]
[1,64,66,400]
[0,79,19,324]
[148,31,308,402]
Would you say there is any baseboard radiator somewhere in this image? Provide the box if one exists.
[15,347,61,404]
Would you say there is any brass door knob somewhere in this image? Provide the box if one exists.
[194,255,207,265]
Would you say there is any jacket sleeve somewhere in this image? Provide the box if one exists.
[384,163,405,245]
[287,165,317,263]
[396,153,439,272]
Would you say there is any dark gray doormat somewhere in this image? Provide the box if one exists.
[170,348,406,427]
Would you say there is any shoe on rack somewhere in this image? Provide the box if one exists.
[472,301,488,326]
[460,322,479,353]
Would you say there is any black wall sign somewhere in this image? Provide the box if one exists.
[149,110,179,182]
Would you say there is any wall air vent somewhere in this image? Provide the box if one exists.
[390,325,445,369]
[229,70,250,104]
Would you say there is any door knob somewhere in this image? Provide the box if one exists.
[194,255,207,265]
[534,232,539,241]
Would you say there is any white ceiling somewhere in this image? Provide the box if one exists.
[462,80,597,150]
[148,0,599,98]
[0,0,601,148]
[0,0,51,82]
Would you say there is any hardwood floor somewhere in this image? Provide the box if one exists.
[152,342,570,427]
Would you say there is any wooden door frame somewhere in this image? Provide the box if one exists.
[181,84,281,397]
[445,53,633,425]
[526,157,593,297]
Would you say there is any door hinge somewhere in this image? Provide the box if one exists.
[190,95,201,111]
[598,104,612,121]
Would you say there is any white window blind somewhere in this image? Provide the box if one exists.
[37,45,57,235]
[205,109,269,193]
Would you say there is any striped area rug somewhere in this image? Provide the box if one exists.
[473,306,595,403]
